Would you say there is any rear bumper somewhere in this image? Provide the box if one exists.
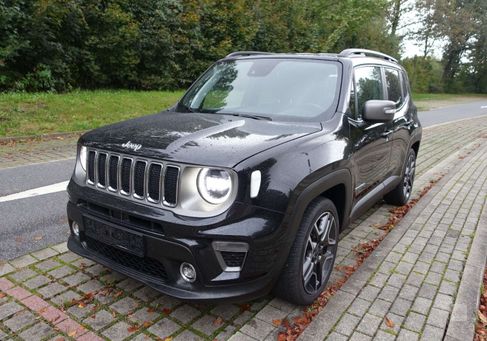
[66,185,290,303]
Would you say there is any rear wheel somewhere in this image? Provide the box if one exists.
[384,148,416,206]
[274,198,339,305]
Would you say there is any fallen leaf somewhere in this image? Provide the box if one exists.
[67,330,77,337]
[0,293,6,298]
[162,307,172,315]
[163,337,173,341]
[147,307,155,313]
[127,324,140,333]
[213,317,224,326]
[239,303,251,312]
[478,310,487,324]
[113,290,124,298]
[272,319,282,327]
[34,235,43,241]
[385,316,395,328]
[142,321,152,328]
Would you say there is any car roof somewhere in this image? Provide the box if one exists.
[222,49,403,69]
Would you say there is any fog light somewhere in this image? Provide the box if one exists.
[180,262,196,283]
[72,222,80,237]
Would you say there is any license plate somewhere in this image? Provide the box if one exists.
[83,216,145,257]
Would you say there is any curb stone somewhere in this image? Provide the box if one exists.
[445,201,487,341]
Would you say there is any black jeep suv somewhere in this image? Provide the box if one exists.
[67,49,421,305]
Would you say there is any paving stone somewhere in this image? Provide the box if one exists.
[255,304,288,324]
[102,321,136,341]
[334,313,361,337]
[375,330,397,341]
[433,293,454,311]
[133,286,160,302]
[10,254,37,268]
[48,265,75,279]
[215,324,237,341]
[50,289,81,307]
[233,310,254,326]
[404,312,427,332]
[57,252,81,263]
[350,331,372,341]
[369,299,393,317]
[151,295,181,310]
[411,297,433,315]
[35,259,61,272]
[77,279,104,293]
[0,263,15,277]
[51,242,69,254]
[83,309,115,330]
[100,271,126,284]
[147,318,181,339]
[356,313,382,336]
[0,302,23,320]
[426,308,450,328]
[4,310,36,331]
[347,297,371,317]
[116,277,143,292]
[67,302,97,319]
[212,304,241,320]
[37,282,67,298]
[439,280,457,296]
[171,304,201,324]
[421,324,445,340]
[193,314,223,336]
[418,282,438,298]
[128,307,160,324]
[31,247,58,260]
[399,284,419,301]
[378,285,400,303]
[358,285,381,302]
[24,274,50,289]
[18,322,55,340]
[228,331,258,341]
[63,272,90,286]
[110,296,139,315]
[240,318,275,340]
[390,298,413,317]
[8,268,37,282]
[397,328,419,341]
[71,258,96,268]
[174,329,204,340]
[85,264,107,277]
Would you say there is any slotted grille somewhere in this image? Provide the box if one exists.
[85,149,179,208]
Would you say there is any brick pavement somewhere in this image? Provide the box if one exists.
[0,116,487,340]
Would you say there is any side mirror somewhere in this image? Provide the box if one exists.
[363,100,396,122]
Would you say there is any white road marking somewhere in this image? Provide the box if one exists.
[0,181,69,203]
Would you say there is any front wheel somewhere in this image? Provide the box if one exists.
[274,198,339,305]
[384,148,416,206]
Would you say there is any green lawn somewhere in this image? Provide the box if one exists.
[0,90,184,137]
[1,90,486,138]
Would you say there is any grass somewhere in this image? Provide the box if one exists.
[0,90,184,137]
[1,90,486,137]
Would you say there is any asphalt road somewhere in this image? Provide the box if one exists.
[1,99,486,260]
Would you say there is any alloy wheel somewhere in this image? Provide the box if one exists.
[403,153,416,200]
[302,212,338,295]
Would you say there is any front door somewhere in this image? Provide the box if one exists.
[348,65,392,200]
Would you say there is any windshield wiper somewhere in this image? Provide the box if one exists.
[219,112,272,121]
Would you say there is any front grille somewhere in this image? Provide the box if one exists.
[85,148,180,208]
[85,237,168,281]
[221,251,246,268]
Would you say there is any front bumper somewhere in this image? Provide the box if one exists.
[66,184,289,303]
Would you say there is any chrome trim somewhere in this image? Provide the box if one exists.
[212,241,248,272]
[162,165,180,207]
[85,148,180,209]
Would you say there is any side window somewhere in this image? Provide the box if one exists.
[385,68,403,107]
[354,66,384,119]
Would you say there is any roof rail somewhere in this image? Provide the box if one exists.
[225,51,273,58]
[338,48,398,63]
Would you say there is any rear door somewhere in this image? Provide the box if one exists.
[348,65,392,200]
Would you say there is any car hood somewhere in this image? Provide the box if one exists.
[80,111,322,168]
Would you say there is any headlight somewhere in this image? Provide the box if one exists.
[79,146,87,171]
[197,168,232,204]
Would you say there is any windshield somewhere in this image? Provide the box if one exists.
[178,58,341,121]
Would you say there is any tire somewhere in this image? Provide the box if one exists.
[274,197,339,305]
[384,148,416,206]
